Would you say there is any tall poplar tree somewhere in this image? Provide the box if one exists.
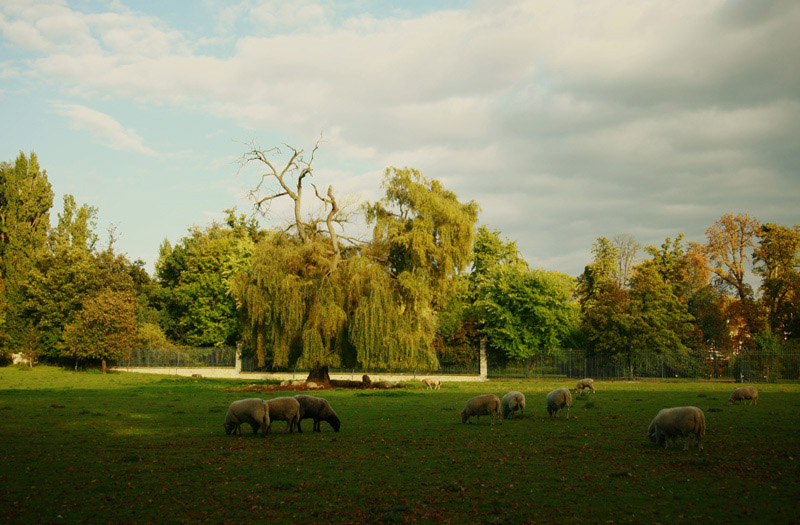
[0,152,54,355]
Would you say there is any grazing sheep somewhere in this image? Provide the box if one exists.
[294,395,341,433]
[422,378,441,390]
[546,388,573,419]
[647,406,706,451]
[501,391,526,419]
[461,394,503,425]
[574,378,595,393]
[265,397,301,434]
[729,386,759,405]
[223,398,270,437]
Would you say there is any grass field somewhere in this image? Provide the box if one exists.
[1,366,798,523]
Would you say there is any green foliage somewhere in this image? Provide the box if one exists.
[476,266,578,361]
[156,211,260,347]
[231,234,440,371]
[0,152,54,351]
[754,223,800,336]
[577,237,619,309]
[365,167,479,307]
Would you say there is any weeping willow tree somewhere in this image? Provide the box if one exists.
[231,146,469,381]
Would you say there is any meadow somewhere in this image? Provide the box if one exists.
[1,367,798,524]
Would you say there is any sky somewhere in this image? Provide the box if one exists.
[1,0,799,279]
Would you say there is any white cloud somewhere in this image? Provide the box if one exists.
[53,103,157,156]
[3,0,799,275]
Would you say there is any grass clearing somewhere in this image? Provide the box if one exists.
[1,367,799,523]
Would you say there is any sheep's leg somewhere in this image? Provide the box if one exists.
[565,406,570,419]
[697,432,703,450]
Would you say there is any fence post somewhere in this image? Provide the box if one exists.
[479,337,488,380]
[235,342,242,375]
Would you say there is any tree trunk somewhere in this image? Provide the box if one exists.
[101,358,107,374]
[306,365,331,386]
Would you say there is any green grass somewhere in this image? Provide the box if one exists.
[1,367,798,523]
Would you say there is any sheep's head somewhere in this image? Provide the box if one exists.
[328,414,341,432]
[223,422,235,435]
[461,410,469,423]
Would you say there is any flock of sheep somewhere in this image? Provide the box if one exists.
[223,395,341,437]
[458,379,760,452]
[222,378,760,452]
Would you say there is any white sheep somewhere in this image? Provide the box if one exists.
[223,398,270,437]
[293,395,341,433]
[421,378,441,390]
[729,386,759,405]
[546,388,573,419]
[501,391,526,419]
[265,396,301,434]
[461,394,503,425]
[647,406,706,451]
[574,378,595,393]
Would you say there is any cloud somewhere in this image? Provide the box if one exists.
[53,103,157,156]
[4,0,800,275]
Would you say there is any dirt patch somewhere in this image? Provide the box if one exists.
[219,383,336,393]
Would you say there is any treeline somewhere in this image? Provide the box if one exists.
[1,150,798,377]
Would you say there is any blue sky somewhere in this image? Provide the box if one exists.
[2,0,799,278]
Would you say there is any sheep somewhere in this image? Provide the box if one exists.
[729,386,759,405]
[461,394,503,425]
[647,406,706,451]
[574,378,595,393]
[546,388,573,419]
[293,395,341,433]
[265,397,301,434]
[422,378,441,390]
[223,398,270,437]
[501,391,526,420]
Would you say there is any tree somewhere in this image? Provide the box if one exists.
[22,198,135,358]
[583,263,693,379]
[233,149,476,380]
[753,223,800,336]
[613,233,640,288]
[577,237,619,310]
[63,290,139,373]
[476,265,578,369]
[156,210,260,346]
[705,213,760,301]
[365,167,479,308]
[0,152,54,354]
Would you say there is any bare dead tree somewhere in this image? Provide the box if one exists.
[241,140,321,245]
[313,183,342,271]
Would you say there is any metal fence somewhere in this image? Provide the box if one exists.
[116,347,800,382]
[113,347,236,368]
[489,349,800,382]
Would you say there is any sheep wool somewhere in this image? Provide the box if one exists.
[422,378,441,390]
[266,397,301,434]
[293,395,341,433]
[546,388,573,419]
[501,391,526,419]
[223,398,270,437]
[574,378,595,393]
[647,406,706,451]
[729,386,759,405]
[461,394,503,425]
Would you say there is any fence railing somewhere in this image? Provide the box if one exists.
[114,347,800,382]
[113,347,236,368]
